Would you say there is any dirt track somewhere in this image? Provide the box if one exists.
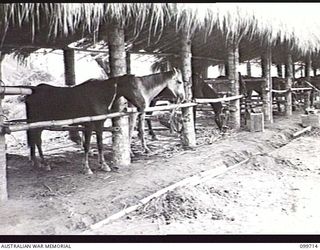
[1,111,319,234]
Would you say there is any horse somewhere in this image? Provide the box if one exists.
[26,69,185,174]
[145,74,230,139]
[126,68,185,152]
[25,75,135,175]
[239,75,288,112]
[294,76,320,107]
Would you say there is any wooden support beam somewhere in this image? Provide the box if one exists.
[107,22,131,167]
[180,30,196,147]
[285,54,293,116]
[227,38,241,130]
[304,54,312,109]
[261,46,273,124]
[63,49,76,86]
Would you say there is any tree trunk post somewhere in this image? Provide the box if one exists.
[285,54,293,116]
[0,52,4,81]
[246,61,252,77]
[180,31,196,148]
[227,38,241,130]
[0,95,7,202]
[261,46,273,124]
[63,49,76,86]
[108,22,131,167]
[276,64,283,78]
[304,53,312,109]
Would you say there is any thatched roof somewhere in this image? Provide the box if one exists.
[1,3,320,67]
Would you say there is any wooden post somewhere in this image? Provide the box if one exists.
[227,38,241,130]
[0,95,7,202]
[285,54,293,116]
[246,61,252,77]
[261,46,273,124]
[126,52,131,74]
[313,68,317,76]
[180,30,196,147]
[224,62,229,76]
[304,54,312,108]
[108,22,131,167]
[276,64,283,78]
[63,49,76,86]
[0,52,4,80]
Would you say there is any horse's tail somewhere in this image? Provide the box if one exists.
[25,98,32,148]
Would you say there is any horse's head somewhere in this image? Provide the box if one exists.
[167,68,186,103]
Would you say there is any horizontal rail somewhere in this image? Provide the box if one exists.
[204,79,233,84]
[2,102,196,134]
[271,89,289,94]
[242,78,267,82]
[127,102,197,113]
[44,125,118,132]
[291,87,312,91]
[0,86,33,95]
[195,95,243,104]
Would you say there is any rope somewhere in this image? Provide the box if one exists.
[108,80,118,111]
[169,102,183,133]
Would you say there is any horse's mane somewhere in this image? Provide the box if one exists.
[138,71,175,90]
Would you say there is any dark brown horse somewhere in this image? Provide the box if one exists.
[26,75,134,174]
[294,76,320,107]
[145,74,230,139]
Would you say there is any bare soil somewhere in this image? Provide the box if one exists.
[1,109,319,235]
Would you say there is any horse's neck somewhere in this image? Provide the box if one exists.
[144,80,169,104]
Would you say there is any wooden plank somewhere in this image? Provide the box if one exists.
[86,157,250,232]
[293,126,312,138]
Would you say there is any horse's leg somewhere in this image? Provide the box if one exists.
[96,124,111,172]
[147,99,157,140]
[128,112,139,157]
[36,140,51,171]
[138,112,150,153]
[83,127,93,175]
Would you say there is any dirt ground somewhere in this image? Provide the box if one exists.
[1,107,320,235]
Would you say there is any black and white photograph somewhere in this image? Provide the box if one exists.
[0,3,320,240]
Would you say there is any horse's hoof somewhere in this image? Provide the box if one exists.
[43,165,51,171]
[144,147,151,153]
[83,168,93,175]
[100,163,111,172]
